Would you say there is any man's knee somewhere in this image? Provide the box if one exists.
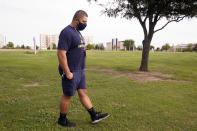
[62,94,72,101]
[78,89,88,98]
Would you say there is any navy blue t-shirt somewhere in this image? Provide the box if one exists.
[58,25,86,72]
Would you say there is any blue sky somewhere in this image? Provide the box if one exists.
[0,0,197,48]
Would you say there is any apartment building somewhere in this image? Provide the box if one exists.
[0,34,4,48]
[40,34,58,50]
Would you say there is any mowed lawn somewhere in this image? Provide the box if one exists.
[0,50,197,131]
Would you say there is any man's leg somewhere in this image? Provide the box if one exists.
[60,94,71,114]
[58,94,76,127]
[77,89,110,124]
[77,89,92,110]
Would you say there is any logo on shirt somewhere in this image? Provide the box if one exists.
[78,44,85,48]
[81,40,85,43]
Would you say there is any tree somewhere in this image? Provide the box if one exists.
[52,43,57,49]
[36,45,39,50]
[21,44,25,49]
[86,44,94,50]
[161,43,171,51]
[150,45,155,50]
[156,47,160,51]
[94,44,99,50]
[26,46,31,49]
[123,39,135,51]
[16,45,21,49]
[2,46,7,49]
[187,43,193,52]
[100,44,104,50]
[7,42,14,49]
[177,48,182,52]
[137,45,143,51]
[193,44,197,52]
[94,44,104,50]
[88,0,197,71]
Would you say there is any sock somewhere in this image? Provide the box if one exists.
[87,107,96,117]
[59,113,67,121]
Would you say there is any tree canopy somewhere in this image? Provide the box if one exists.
[88,0,197,71]
[123,39,135,51]
[161,43,171,51]
[102,0,197,35]
[7,42,14,48]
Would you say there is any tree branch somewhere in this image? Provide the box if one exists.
[157,15,163,21]
[138,16,148,39]
[143,14,148,23]
[154,16,185,33]
[133,2,148,39]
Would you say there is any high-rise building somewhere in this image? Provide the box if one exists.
[48,35,59,49]
[40,34,59,50]
[0,34,4,48]
[40,34,48,50]
[106,39,125,51]
[39,34,94,50]
[83,36,93,45]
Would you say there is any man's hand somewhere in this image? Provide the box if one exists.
[66,72,73,80]
[57,49,73,80]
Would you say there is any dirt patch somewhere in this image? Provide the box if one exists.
[23,82,48,87]
[0,49,33,52]
[110,102,126,107]
[86,66,187,83]
[121,71,173,82]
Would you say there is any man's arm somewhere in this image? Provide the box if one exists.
[57,49,73,79]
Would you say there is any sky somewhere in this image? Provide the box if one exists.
[0,0,197,48]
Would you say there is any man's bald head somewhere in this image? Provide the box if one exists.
[72,10,88,21]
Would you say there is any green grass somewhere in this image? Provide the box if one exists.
[0,51,197,131]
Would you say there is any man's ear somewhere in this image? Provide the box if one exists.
[75,19,80,24]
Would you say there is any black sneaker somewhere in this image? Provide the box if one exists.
[91,112,110,124]
[57,118,76,127]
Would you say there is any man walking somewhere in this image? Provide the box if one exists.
[57,10,109,127]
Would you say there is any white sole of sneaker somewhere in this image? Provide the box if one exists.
[91,114,110,124]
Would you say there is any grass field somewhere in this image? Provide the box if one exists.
[0,50,197,131]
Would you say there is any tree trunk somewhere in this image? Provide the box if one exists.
[138,17,155,71]
[139,39,151,71]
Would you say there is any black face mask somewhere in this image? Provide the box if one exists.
[77,21,87,31]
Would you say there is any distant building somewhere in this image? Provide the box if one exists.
[0,34,4,48]
[106,39,125,51]
[106,42,112,50]
[40,34,47,50]
[118,41,125,50]
[40,34,59,50]
[39,34,93,50]
[174,44,189,49]
[83,36,93,45]
[169,43,196,52]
